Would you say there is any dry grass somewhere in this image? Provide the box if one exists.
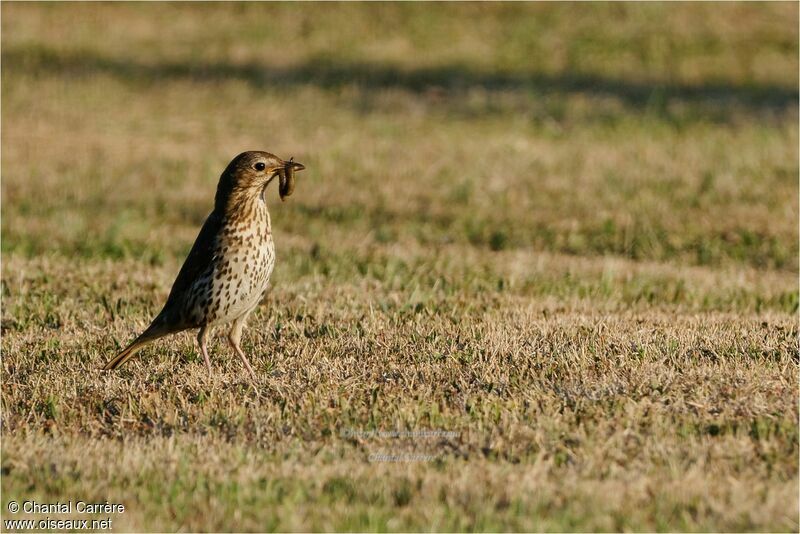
[1,3,798,532]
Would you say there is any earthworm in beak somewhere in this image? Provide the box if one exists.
[279,157,305,201]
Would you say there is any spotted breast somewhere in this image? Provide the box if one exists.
[183,198,275,327]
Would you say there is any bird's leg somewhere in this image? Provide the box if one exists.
[228,315,257,382]
[197,326,212,375]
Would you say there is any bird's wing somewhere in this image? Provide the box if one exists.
[157,211,223,325]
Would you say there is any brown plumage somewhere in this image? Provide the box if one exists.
[103,151,305,380]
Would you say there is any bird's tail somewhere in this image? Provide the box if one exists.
[102,322,170,371]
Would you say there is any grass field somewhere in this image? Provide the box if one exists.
[2,3,798,531]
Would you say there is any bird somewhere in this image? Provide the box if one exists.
[102,151,305,380]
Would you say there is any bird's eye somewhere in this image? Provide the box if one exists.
[254,162,266,171]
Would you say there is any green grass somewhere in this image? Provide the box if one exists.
[1,3,798,532]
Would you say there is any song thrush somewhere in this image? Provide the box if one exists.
[103,151,305,380]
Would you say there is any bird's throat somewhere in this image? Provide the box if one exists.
[225,190,269,224]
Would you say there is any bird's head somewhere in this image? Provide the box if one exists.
[216,151,305,208]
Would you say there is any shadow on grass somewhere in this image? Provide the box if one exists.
[4,45,798,120]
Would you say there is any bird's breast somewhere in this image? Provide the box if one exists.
[188,209,276,326]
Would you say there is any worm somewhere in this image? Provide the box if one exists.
[279,158,295,201]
